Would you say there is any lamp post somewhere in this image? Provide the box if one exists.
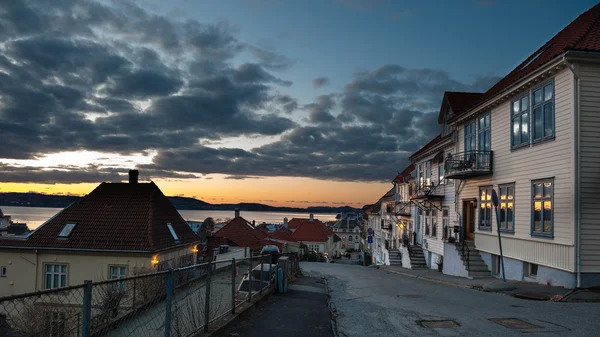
[491,189,506,282]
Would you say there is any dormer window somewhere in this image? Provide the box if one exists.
[58,223,76,239]
[167,223,180,243]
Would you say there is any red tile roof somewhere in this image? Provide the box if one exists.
[266,229,297,242]
[0,182,200,251]
[287,218,309,230]
[291,221,330,242]
[445,92,483,115]
[213,216,266,250]
[455,3,600,121]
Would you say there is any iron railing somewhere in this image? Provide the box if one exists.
[444,151,493,179]
[458,240,470,271]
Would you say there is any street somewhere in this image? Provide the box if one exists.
[301,262,600,337]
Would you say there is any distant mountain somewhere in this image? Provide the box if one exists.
[0,192,360,214]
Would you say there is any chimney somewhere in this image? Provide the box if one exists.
[309,213,314,222]
[234,208,240,218]
[252,220,255,227]
[129,170,139,184]
[283,217,288,229]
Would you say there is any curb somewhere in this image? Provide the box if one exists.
[323,277,340,337]
[380,266,478,290]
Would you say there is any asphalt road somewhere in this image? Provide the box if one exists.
[301,262,600,337]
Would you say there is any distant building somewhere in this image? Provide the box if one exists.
[0,170,201,296]
[186,221,203,233]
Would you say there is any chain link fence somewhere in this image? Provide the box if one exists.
[0,254,299,337]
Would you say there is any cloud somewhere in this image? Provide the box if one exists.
[304,95,337,124]
[312,77,330,88]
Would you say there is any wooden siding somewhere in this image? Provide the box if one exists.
[578,62,600,273]
[454,67,576,272]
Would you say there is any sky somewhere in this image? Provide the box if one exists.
[0,0,596,207]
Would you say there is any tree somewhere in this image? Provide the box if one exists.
[198,217,216,241]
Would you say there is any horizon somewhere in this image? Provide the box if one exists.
[0,0,596,207]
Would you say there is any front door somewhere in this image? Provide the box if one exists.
[463,200,476,240]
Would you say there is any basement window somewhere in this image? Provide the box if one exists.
[167,223,180,243]
[58,223,76,239]
[1,266,6,277]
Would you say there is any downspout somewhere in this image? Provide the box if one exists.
[564,55,581,288]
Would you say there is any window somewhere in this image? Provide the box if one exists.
[533,82,554,141]
[157,261,170,272]
[431,209,438,238]
[442,208,449,240]
[1,266,6,277]
[532,179,553,237]
[499,183,515,232]
[418,163,424,188]
[58,223,76,239]
[464,120,476,153]
[45,264,67,289]
[349,235,353,242]
[110,266,127,279]
[511,94,530,147]
[425,161,431,186]
[167,223,180,243]
[178,254,194,267]
[479,187,493,231]
[478,113,491,152]
[438,165,445,184]
[527,263,538,278]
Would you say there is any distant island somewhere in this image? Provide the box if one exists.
[0,192,361,214]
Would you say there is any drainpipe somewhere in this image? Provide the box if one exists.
[563,54,581,288]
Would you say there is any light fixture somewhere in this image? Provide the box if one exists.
[152,256,159,266]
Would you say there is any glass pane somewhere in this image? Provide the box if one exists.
[479,117,484,130]
[521,112,529,143]
[507,202,514,228]
[499,187,506,199]
[543,201,552,232]
[485,131,490,150]
[534,89,543,105]
[544,83,553,101]
[534,183,543,198]
[499,203,506,228]
[54,274,59,287]
[533,201,542,232]
[521,95,529,111]
[508,187,514,199]
[60,275,66,286]
[46,265,52,273]
[543,181,552,198]
[485,114,490,126]
[544,103,553,137]
[61,265,66,273]
[46,275,52,289]
[513,118,520,145]
[533,107,543,140]
[513,100,520,114]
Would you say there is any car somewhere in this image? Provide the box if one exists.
[305,250,325,262]
[260,245,280,264]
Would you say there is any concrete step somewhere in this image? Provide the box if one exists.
[466,265,490,272]
[468,271,492,277]
[463,260,487,267]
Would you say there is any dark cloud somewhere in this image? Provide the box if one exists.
[312,77,330,88]
[304,95,337,124]
[275,95,299,114]
[105,70,184,99]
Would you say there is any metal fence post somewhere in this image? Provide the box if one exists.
[260,256,264,295]
[132,277,137,310]
[164,269,174,337]
[231,258,236,314]
[81,280,92,337]
[248,258,253,302]
[204,263,212,332]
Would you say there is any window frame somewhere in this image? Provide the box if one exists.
[431,209,438,238]
[477,112,491,152]
[498,183,515,233]
[531,178,554,238]
[44,263,68,289]
[438,164,445,184]
[109,265,128,279]
[532,80,555,143]
[464,120,476,153]
[511,93,531,149]
[442,208,449,240]
[478,186,493,231]
[0,266,6,277]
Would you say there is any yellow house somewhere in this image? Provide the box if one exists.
[0,170,201,297]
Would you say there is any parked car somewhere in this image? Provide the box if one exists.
[305,250,325,262]
[260,245,280,264]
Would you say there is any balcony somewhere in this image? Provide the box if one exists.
[444,151,493,179]
[410,182,444,200]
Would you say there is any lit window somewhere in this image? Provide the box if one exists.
[532,179,553,237]
[499,183,515,232]
[58,223,76,239]
[45,264,68,289]
[167,223,180,243]
[479,186,493,231]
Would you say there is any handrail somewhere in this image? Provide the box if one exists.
[459,240,470,271]
[445,150,492,176]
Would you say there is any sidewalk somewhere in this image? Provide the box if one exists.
[379,265,600,302]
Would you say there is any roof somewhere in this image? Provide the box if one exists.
[333,218,361,230]
[379,187,395,202]
[0,182,200,251]
[266,229,297,242]
[292,221,329,242]
[393,164,414,183]
[287,218,309,230]
[445,92,483,114]
[409,133,454,161]
[455,3,600,121]
[213,216,266,250]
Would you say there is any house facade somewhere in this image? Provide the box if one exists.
[432,4,600,288]
[0,171,201,296]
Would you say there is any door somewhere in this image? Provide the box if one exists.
[463,200,475,240]
[416,209,423,245]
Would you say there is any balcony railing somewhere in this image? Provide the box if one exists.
[410,182,443,200]
[444,151,493,179]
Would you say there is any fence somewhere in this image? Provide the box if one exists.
[0,253,300,337]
